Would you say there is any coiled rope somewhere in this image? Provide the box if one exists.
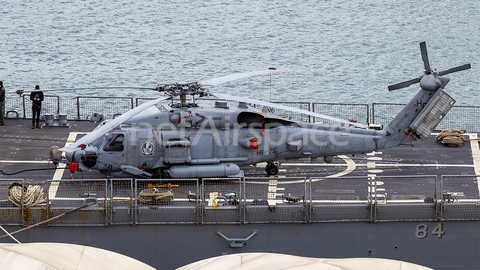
[138,188,174,205]
[8,185,45,207]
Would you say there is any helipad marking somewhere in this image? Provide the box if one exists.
[325,155,355,178]
[282,163,472,168]
[267,179,278,207]
[367,162,376,169]
[468,134,480,195]
[366,152,381,199]
[50,132,84,199]
[0,160,50,164]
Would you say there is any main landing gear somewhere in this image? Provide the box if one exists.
[265,161,279,176]
[151,169,170,179]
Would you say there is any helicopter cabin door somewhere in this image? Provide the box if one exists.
[133,128,158,169]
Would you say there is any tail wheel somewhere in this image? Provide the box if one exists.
[265,163,279,176]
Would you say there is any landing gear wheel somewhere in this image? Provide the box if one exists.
[265,163,279,176]
[160,171,170,179]
[151,169,170,179]
[151,170,161,179]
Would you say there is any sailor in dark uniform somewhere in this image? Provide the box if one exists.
[30,85,44,129]
[0,81,5,126]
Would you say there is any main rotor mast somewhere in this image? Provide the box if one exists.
[155,82,210,107]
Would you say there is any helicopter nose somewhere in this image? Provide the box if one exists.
[65,146,99,169]
[65,150,83,163]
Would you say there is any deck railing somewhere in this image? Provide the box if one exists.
[0,175,478,226]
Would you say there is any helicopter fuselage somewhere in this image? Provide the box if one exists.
[55,42,471,179]
[67,100,384,178]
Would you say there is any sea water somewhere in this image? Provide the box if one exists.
[0,0,478,105]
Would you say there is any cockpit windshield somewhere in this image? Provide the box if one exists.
[92,135,106,149]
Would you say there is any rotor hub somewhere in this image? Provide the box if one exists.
[420,74,450,91]
[155,82,210,98]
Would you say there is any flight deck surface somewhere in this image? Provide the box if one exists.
[1,118,479,201]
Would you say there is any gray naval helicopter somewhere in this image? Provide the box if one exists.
[47,41,470,179]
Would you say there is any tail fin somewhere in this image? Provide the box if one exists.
[378,42,470,149]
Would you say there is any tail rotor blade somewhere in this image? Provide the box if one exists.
[420,41,432,73]
[388,77,421,91]
[388,42,470,91]
[438,63,471,76]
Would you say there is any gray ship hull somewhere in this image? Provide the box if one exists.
[2,221,478,270]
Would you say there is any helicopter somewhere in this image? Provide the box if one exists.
[37,42,469,179]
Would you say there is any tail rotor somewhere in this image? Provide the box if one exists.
[388,41,470,91]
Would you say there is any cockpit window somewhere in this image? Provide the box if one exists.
[103,134,124,152]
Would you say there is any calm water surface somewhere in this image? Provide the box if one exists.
[1,0,479,105]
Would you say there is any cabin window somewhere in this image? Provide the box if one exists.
[103,134,124,152]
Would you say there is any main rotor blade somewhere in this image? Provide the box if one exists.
[59,97,168,152]
[438,63,471,76]
[200,69,279,86]
[420,41,431,73]
[212,93,367,128]
[7,86,155,94]
[388,77,422,91]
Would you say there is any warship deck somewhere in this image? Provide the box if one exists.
[1,118,480,270]
[1,118,478,179]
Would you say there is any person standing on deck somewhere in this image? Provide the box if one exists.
[0,81,5,126]
[30,85,44,129]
